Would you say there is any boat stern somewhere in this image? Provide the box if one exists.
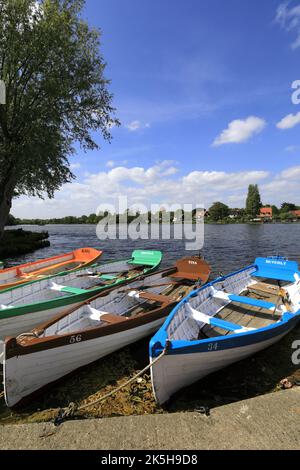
[129,250,163,270]
[73,247,103,266]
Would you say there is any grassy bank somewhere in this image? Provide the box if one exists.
[0,229,50,260]
[0,321,299,425]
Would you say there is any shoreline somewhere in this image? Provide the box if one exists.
[8,220,300,227]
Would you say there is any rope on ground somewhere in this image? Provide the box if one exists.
[53,349,167,426]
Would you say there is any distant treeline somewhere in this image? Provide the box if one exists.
[7,196,300,227]
[8,211,189,225]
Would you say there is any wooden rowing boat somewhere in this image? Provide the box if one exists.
[150,256,300,405]
[0,247,103,290]
[2,256,211,408]
[0,250,162,342]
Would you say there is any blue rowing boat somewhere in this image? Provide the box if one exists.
[150,256,300,405]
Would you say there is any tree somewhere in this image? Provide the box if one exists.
[271,205,279,216]
[279,211,294,222]
[280,202,296,213]
[6,213,17,225]
[0,0,119,237]
[246,184,261,217]
[208,202,229,221]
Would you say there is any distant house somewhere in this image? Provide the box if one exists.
[194,208,209,220]
[290,210,300,219]
[229,208,243,219]
[259,207,272,219]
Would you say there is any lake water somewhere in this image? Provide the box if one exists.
[6,223,300,276]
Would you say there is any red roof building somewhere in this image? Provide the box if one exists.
[259,207,272,218]
[290,210,300,218]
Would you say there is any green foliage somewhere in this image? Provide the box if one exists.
[279,212,294,221]
[280,202,297,213]
[246,184,262,217]
[0,0,119,233]
[208,202,229,221]
[271,205,279,216]
[6,213,17,225]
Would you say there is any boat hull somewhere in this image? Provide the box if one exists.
[4,316,166,408]
[150,320,298,405]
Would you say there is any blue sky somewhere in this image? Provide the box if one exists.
[13,0,300,217]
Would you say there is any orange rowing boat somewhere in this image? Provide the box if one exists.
[0,247,102,290]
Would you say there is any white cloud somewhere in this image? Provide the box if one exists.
[12,161,271,218]
[276,2,300,49]
[158,159,179,166]
[182,170,269,191]
[279,165,300,179]
[277,112,300,129]
[125,120,150,132]
[106,159,128,168]
[70,162,81,170]
[213,116,266,146]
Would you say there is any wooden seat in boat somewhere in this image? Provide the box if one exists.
[248,282,280,295]
[138,292,172,304]
[100,313,128,324]
[212,289,276,310]
[50,283,88,295]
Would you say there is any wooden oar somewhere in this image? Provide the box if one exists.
[76,270,128,278]
[121,281,181,293]
[77,263,145,278]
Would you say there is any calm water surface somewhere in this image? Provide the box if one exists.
[6,223,300,275]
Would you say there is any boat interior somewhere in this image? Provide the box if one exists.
[41,276,196,337]
[0,260,147,308]
[37,258,211,338]
[167,267,297,342]
[199,279,287,339]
